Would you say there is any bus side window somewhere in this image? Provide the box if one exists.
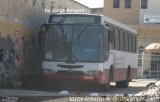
[104,29,109,61]
[115,27,120,51]
[129,33,133,52]
[123,30,125,51]
[124,31,129,52]
[132,34,135,53]
[120,29,124,51]
[133,35,137,53]
[109,26,115,50]
[131,34,133,52]
[135,35,137,53]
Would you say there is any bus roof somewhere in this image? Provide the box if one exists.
[101,15,137,34]
[48,13,137,34]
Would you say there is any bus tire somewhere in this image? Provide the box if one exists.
[127,66,131,81]
[109,65,114,82]
[116,66,130,88]
[99,83,110,91]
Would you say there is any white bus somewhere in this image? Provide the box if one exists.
[40,14,137,89]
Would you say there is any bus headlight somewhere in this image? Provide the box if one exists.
[85,70,102,76]
[44,69,55,73]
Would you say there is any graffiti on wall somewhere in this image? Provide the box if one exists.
[0,30,39,80]
[13,30,25,69]
[0,35,15,79]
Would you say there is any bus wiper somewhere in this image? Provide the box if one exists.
[77,24,89,43]
[77,24,88,37]
[59,24,67,40]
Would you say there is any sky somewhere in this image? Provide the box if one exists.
[74,0,104,8]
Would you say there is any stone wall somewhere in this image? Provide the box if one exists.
[0,0,48,84]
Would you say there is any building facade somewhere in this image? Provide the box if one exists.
[103,0,160,78]
[103,0,140,24]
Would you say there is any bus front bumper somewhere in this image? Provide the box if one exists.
[44,73,100,84]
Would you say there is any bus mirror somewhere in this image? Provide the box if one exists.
[38,24,47,49]
[40,24,47,32]
[105,24,109,30]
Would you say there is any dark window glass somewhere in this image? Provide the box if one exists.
[123,30,126,51]
[113,0,120,8]
[49,15,101,24]
[104,29,109,61]
[133,35,137,53]
[135,35,137,53]
[129,33,133,52]
[110,26,115,50]
[120,29,125,51]
[125,0,131,8]
[141,0,148,9]
[132,35,135,53]
[124,31,129,51]
[115,27,120,50]
[45,24,103,62]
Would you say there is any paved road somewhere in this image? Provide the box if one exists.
[0,79,158,102]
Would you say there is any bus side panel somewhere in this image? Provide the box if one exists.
[112,68,137,81]
[103,50,137,82]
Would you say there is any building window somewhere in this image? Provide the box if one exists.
[113,0,120,8]
[151,53,160,77]
[141,0,148,9]
[125,0,131,8]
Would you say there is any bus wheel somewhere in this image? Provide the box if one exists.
[116,80,129,88]
[99,83,110,92]
[116,66,130,88]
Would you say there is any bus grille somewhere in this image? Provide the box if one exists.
[57,70,84,76]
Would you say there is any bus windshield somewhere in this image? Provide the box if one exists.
[44,24,103,62]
